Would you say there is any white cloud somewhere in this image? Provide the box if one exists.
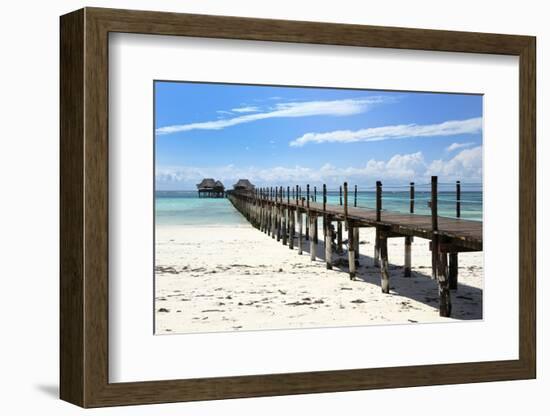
[156,146,482,190]
[156,97,388,135]
[289,117,482,147]
[231,106,260,113]
[446,142,475,152]
[427,146,482,181]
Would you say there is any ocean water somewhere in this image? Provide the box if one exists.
[156,191,249,226]
[155,190,482,226]
[324,190,482,221]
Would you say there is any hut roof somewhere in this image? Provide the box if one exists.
[214,181,225,188]
[196,178,216,189]
[233,179,255,189]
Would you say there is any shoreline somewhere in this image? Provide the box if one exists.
[155,224,483,334]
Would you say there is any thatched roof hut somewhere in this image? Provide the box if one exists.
[197,178,225,198]
[196,178,216,190]
[233,179,255,192]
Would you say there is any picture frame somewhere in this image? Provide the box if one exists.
[60,7,536,408]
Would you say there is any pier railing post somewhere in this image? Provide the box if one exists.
[404,181,414,277]
[456,180,461,219]
[298,198,304,254]
[431,176,438,279]
[431,176,452,317]
[376,181,382,222]
[374,181,382,267]
[343,182,348,224]
[354,184,357,208]
[305,184,310,241]
[448,180,461,289]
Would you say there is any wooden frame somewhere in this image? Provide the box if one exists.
[60,7,536,408]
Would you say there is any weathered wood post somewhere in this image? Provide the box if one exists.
[325,215,333,269]
[305,184,310,241]
[432,176,451,317]
[449,252,458,290]
[337,221,343,253]
[354,226,360,266]
[298,197,304,255]
[374,181,382,267]
[380,231,390,293]
[273,187,277,239]
[280,187,284,241]
[267,187,272,236]
[404,181,414,277]
[313,190,319,247]
[431,177,438,280]
[288,187,295,250]
[286,186,291,242]
[259,188,263,232]
[281,186,287,245]
[456,180,461,219]
[344,182,359,266]
[448,180,460,289]
[275,187,281,241]
[310,213,317,261]
[343,182,348,222]
[354,184,357,207]
[348,223,356,280]
[336,185,343,253]
[322,184,327,234]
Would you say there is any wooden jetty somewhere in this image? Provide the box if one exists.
[227,176,482,317]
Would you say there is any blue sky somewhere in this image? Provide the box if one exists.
[155,81,482,190]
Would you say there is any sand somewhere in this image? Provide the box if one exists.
[155,223,483,334]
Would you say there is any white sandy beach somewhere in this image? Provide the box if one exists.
[155,222,483,334]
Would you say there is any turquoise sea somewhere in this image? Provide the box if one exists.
[155,189,482,226]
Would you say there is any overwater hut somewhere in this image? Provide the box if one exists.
[196,178,225,198]
[232,179,255,193]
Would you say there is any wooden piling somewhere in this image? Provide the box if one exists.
[437,248,452,316]
[374,184,382,268]
[354,185,357,207]
[449,252,458,290]
[325,215,333,270]
[348,224,356,280]
[354,227,360,266]
[380,232,390,293]
[276,187,281,241]
[310,214,317,261]
[449,180,460,288]
[305,184,310,241]
[337,221,343,253]
[431,176,438,280]
[289,207,295,249]
[404,182,414,277]
[374,227,380,267]
[404,237,412,277]
[456,180,461,219]
[298,198,304,255]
